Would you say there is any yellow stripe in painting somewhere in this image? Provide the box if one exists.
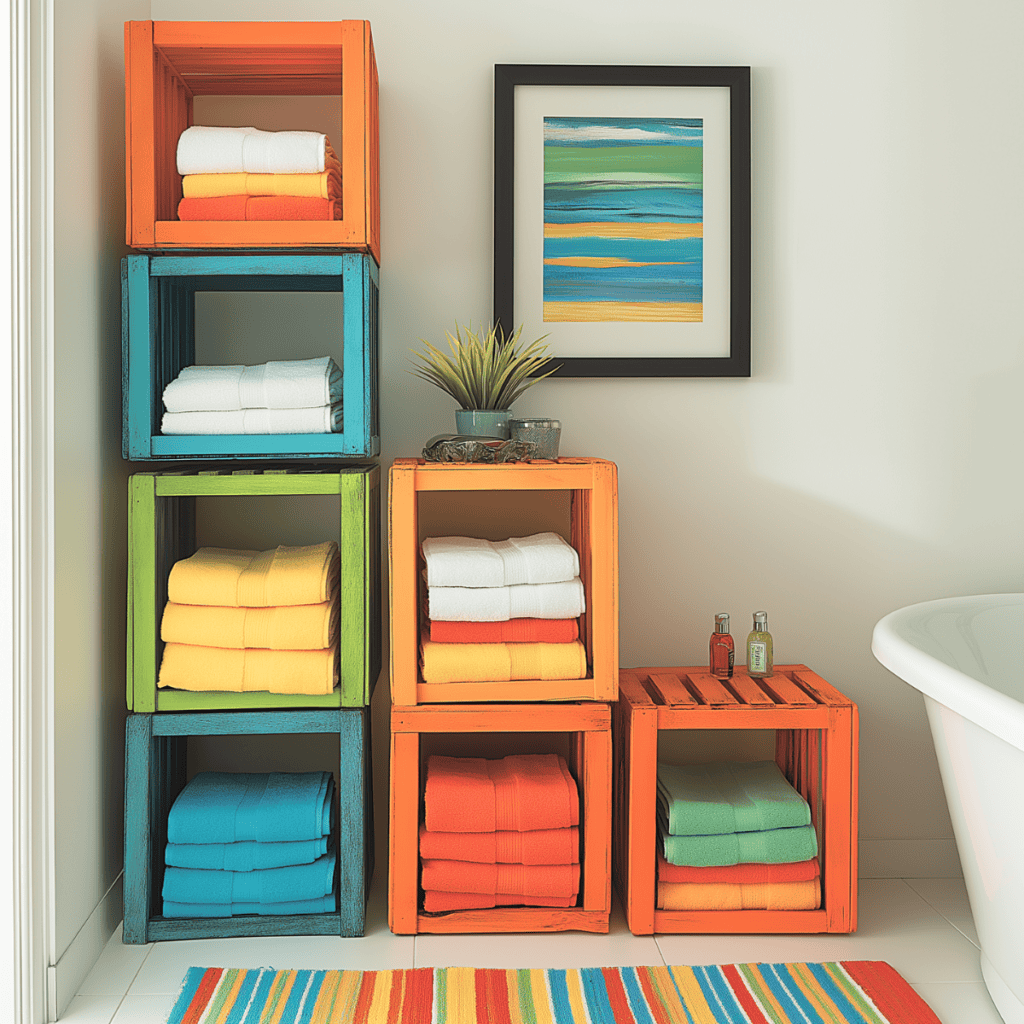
[445,967,477,1024]
[789,964,847,1024]
[365,970,393,1024]
[544,221,703,240]
[306,970,342,1024]
[263,970,297,1024]
[543,301,703,323]
[563,968,590,1023]
[529,968,557,1024]
[663,967,719,1024]
[543,257,693,269]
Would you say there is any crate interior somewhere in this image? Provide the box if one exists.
[148,731,345,921]
[417,730,585,914]
[416,488,595,681]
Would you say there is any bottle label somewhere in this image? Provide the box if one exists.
[749,641,768,674]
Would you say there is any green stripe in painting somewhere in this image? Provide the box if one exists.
[544,145,703,178]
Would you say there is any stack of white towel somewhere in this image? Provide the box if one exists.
[161,356,342,435]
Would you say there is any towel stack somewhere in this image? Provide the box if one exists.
[161,356,342,436]
[158,541,341,696]
[420,754,581,911]
[656,760,821,911]
[420,533,588,684]
[176,126,342,222]
[162,771,337,918]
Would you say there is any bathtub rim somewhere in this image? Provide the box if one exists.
[871,592,1024,755]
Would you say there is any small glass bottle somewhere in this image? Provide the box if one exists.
[709,613,735,679]
[746,611,774,677]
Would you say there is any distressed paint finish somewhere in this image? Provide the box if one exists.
[388,701,612,935]
[123,707,371,942]
[124,20,380,260]
[121,253,380,461]
[126,468,381,712]
[388,458,618,705]
[614,664,859,936]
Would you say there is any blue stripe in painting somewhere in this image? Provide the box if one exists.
[620,967,659,1024]
[805,964,867,1022]
[695,966,749,1024]
[296,970,327,1024]
[547,970,575,1024]
[759,964,822,1024]
[166,966,208,1024]
[579,967,617,1024]
[544,237,702,262]
[223,968,261,1024]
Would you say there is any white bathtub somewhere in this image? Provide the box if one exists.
[872,593,1024,1024]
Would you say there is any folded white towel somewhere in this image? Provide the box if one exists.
[427,577,586,622]
[161,404,342,435]
[176,126,328,176]
[422,533,580,589]
[162,357,342,413]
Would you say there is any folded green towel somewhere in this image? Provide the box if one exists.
[661,824,819,867]
[656,760,811,836]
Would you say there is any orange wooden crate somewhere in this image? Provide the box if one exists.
[388,458,618,705]
[614,665,858,935]
[124,21,380,261]
[389,702,612,934]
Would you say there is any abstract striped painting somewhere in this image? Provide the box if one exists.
[165,961,942,1023]
[543,116,703,324]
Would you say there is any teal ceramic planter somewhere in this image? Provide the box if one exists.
[455,409,511,439]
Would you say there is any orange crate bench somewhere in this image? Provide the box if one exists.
[389,702,612,934]
[124,21,380,260]
[614,665,858,935]
[388,458,618,705]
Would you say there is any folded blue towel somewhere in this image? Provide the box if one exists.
[162,894,337,918]
[656,760,810,836]
[164,837,330,872]
[162,850,336,905]
[166,772,334,844]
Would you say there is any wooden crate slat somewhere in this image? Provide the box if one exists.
[725,673,779,705]
[790,666,857,707]
[391,703,610,734]
[682,672,741,705]
[761,671,820,706]
[617,670,656,708]
[645,672,696,705]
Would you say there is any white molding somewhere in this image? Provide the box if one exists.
[859,839,963,879]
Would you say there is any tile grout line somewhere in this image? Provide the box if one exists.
[900,877,982,951]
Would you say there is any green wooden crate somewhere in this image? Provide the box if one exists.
[127,468,381,711]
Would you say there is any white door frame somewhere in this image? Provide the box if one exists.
[6,0,55,1019]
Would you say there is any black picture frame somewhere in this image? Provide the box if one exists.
[493,64,751,378]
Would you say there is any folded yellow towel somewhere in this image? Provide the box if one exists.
[167,542,339,608]
[160,600,337,650]
[419,634,588,684]
[181,168,342,201]
[656,877,821,911]
[158,642,338,695]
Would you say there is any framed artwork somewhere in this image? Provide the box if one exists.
[493,64,750,377]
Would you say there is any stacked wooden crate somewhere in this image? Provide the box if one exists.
[120,21,381,942]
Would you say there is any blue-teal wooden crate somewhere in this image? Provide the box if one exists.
[122,253,380,461]
[123,708,373,943]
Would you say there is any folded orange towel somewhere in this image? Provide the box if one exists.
[427,617,579,644]
[167,543,339,608]
[181,169,341,201]
[160,600,337,650]
[419,634,587,684]
[177,196,339,221]
[421,859,579,897]
[424,754,579,833]
[656,877,821,911]
[419,825,579,864]
[158,643,338,695]
[656,852,820,885]
[422,891,577,912]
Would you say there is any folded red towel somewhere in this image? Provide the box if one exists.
[177,196,339,221]
[421,858,580,896]
[656,852,820,884]
[427,617,579,644]
[419,825,579,864]
[424,754,579,833]
[422,890,577,912]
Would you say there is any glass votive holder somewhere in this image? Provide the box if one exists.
[509,417,561,459]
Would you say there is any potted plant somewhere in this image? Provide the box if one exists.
[408,322,559,438]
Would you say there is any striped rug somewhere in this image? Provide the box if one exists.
[165,961,942,1023]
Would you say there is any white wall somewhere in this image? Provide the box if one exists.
[52,0,147,1011]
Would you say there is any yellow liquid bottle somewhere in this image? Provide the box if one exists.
[746,610,773,677]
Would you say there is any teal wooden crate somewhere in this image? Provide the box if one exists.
[127,468,381,711]
[121,253,380,461]
[123,708,373,942]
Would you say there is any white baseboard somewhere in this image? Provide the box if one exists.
[858,839,963,878]
[49,874,124,1021]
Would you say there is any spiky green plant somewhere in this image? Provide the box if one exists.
[408,322,559,410]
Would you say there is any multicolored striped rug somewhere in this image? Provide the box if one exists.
[165,961,942,1023]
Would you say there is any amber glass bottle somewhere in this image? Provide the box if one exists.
[746,610,774,677]
[709,613,735,679]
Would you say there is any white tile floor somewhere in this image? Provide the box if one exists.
[60,876,1007,1024]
